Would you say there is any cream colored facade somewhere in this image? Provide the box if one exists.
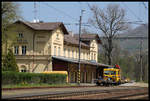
[8,21,99,73]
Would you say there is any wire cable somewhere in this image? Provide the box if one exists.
[121,2,143,22]
[43,3,78,22]
[142,2,148,10]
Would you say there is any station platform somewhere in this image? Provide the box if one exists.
[69,83,96,86]
[2,85,122,99]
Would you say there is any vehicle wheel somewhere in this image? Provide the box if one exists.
[96,82,100,86]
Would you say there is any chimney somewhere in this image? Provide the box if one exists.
[32,19,40,23]
[39,20,44,23]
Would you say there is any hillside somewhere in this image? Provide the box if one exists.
[115,24,148,54]
[99,24,148,55]
[118,24,148,37]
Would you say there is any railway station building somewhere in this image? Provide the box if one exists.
[5,20,111,83]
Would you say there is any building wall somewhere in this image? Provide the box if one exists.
[9,23,34,55]
[34,31,52,55]
[7,22,99,74]
[51,28,64,56]
[7,23,53,73]
[63,45,90,60]
[90,39,98,62]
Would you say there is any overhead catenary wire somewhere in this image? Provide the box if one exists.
[87,2,146,26]
[78,2,82,13]
[121,2,143,23]
[43,3,79,22]
[142,2,148,10]
[86,2,92,10]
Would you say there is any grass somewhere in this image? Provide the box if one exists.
[2,83,77,88]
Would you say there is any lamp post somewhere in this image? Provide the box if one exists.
[78,9,85,85]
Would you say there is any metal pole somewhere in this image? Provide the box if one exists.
[140,39,143,82]
[78,15,81,85]
[78,10,85,85]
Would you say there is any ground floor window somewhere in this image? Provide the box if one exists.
[14,46,19,55]
[20,65,27,72]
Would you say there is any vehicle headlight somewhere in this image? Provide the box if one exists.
[108,78,112,80]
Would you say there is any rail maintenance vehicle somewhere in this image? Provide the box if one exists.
[96,64,121,86]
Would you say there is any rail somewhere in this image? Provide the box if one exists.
[4,87,148,100]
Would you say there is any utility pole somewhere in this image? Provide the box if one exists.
[140,39,143,82]
[77,9,85,85]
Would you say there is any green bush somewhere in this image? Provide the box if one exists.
[2,71,67,85]
[2,49,19,72]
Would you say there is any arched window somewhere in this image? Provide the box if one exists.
[20,65,27,72]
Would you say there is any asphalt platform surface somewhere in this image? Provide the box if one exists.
[2,83,148,99]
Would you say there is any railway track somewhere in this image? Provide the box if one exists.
[113,92,148,99]
[57,87,148,100]
[6,87,148,100]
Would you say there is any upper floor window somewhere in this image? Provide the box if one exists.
[58,47,60,56]
[87,53,88,60]
[76,50,78,59]
[72,50,74,58]
[92,43,94,47]
[94,54,96,60]
[54,46,56,56]
[64,48,66,57]
[83,52,85,60]
[91,53,93,60]
[19,33,23,38]
[74,51,76,59]
[56,33,59,39]
[14,46,19,55]
[68,49,70,58]
[22,45,26,55]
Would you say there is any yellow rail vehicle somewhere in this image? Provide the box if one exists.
[96,68,121,86]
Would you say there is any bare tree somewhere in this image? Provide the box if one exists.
[2,2,22,55]
[88,4,129,65]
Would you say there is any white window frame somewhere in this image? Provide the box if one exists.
[64,48,66,57]
[19,33,23,38]
[54,46,57,56]
[58,47,60,56]
[68,49,70,58]
[14,46,19,55]
[22,45,26,55]
[72,50,74,58]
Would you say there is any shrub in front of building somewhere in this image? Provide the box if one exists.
[2,49,19,72]
[2,71,67,85]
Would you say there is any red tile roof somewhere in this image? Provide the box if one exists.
[64,35,90,49]
[74,33,101,44]
[14,20,69,34]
